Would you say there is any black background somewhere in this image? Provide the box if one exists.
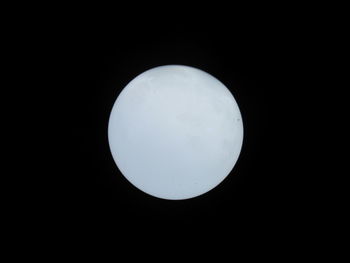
[24,6,320,250]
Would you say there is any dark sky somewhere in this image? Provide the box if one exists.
[20,6,320,251]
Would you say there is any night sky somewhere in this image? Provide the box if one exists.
[20,5,320,251]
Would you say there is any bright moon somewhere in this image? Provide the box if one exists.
[108,65,243,200]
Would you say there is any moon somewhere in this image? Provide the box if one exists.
[108,65,243,200]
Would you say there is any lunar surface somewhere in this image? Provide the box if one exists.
[108,65,243,200]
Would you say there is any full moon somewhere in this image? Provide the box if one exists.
[108,65,243,200]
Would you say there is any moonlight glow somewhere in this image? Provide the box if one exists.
[108,65,243,200]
